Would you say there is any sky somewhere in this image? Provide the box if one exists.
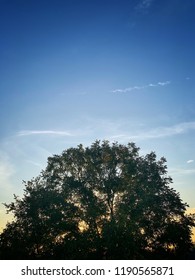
[0,0,195,233]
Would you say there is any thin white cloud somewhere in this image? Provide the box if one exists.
[135,0,154,11]
[0,152,16,203]
[169,167,195,176]
[17,130,73,137]
[110,121,195,141]
[187,160,194,164]
[157,81,170,86]
[0,158,14,185]
[0,151,15,177]
[25,160,43,168]
[147,121,195,138]
[111,81,170,93]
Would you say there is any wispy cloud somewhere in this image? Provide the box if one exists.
[187,159,194,164]
[111,81,170,93]
[0,152,15,202]
[110,121,195,141]
[25,159,43,168]
[0,157,15,185]
[169,167,195,176]
[135,0,154,12]
[17,130,73,137]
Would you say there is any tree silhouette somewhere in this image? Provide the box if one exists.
[0,140,194,259]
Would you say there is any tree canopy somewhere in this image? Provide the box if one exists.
[0,140,194,259]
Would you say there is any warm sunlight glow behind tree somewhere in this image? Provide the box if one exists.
[0,141,194,260]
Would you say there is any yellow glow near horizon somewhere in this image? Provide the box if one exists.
[1,209,195,243]
[186,208,195,242]
[0,211,13,233]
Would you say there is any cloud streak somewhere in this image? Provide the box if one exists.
[187,160,194,164]
[135,0,154,12]
[169,167,195,176]
[110,121,195,141]
[0,152,16,203]
[17,130,73,137]
[0,156,15,184]
[111,81,170,93]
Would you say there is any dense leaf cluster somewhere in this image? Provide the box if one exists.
[0,141,194,259]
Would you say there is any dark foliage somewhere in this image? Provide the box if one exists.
[0,140,194,259]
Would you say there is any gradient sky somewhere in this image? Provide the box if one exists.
[0,0,195,231]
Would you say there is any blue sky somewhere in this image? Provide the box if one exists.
[0,0,195,231]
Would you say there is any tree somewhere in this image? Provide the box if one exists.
[0,140,194,259]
